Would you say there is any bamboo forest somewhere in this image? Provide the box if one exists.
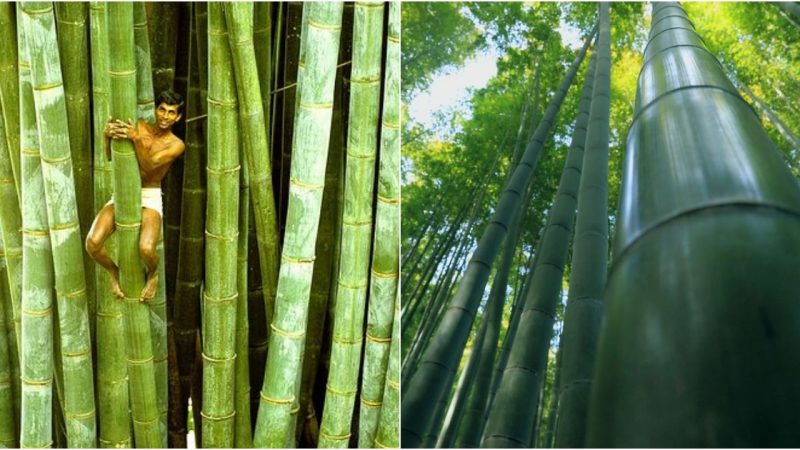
[402,2,800,448]
[0,1,399,448]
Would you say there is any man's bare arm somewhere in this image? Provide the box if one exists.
[150,140,186,166]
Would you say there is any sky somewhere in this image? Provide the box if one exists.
[407,16,585,141]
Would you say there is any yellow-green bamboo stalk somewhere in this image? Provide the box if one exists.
[253,3,343,447]
[358,3,400,446]
[225,2,280,351]
[107,3,162,447]
[88,2,132,447]
[374,294,400,448]
[234,137,252,448]
[0,218,16,448]
[17,7,53,447]
[318,2,384,447]
[22,2,96,446]
[202,4,240,447]
[0,3,20,201]
[133,3,155,122]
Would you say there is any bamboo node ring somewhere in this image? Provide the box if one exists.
[65,408,96,420]
[40,153,73,164]
[201,352,237,364]
[388,35,401,44]
[22,307,53,318]
[307,20,342,31]
[386,378,399,390]
[326,384,358,397]
[63,348,92,358]
[21,148,40,156]
[206,96,237,108]
[203,291,238,304]
[206,164,241,175]
[342,219,372,228]
[377,194,400,205]
[270,323,305,339]
[346,150,376,160]
[204,229,239,242]
[50,220,79,231]
[21,376,52,386]
[200,410,236,421]
[115,221,140,229]
[22,229,49,237]
[332,336,363,345]
[281,254,315,264]
[259,392,294,405]
[300,101,334,110]
[127,355,154,365]
[57,286,87,299]
[382,120,400,130]
[366,332,392,343]
[319,430,351,441]
[350,76,382,85]
[360,396,382,407]
[289,177,324,191]
[337,279,368,290]
[108,69,136,76]
[132,416,159,426]
[371,268,399,278]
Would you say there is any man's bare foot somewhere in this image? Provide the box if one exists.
[140,273,158,302]
[109,271,124,299]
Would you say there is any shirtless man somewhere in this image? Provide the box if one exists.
[85,90,186,301]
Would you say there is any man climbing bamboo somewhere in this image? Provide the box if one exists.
[86,90,186,300]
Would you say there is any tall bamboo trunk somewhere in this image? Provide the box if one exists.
[201,4,240,447]
[374,293,400,448]
[107,3,162,446]
[401,28,596,446]
[0,3,20,200]
[588,3,800,446]
[89,2,133,447]
[482,52,598,448]
[17,7,53,447]
[234,129,251,448]
[23,3,97,446]
[252,3,343,446]
[0,242,14,447]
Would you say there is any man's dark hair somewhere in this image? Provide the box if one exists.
[156,90,184,112]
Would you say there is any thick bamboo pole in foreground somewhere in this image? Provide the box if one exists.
[374,294,400,448]
[107,3,162,446]
[253,3,343,447]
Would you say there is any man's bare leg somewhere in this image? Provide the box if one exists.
[85,204,125,298]
[139,208,161,301]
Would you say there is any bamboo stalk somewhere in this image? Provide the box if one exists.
[0,3,20,201]
[252,3,343,447]
[358,1,400,446]
[374,294,400,448]
[0,244,14,447]
[23,3,97,446]
[201,4,240,446]
[148,2,180,97]
[107,3,162,446]
[17,8,53,447]
[89,2,133,447]
[234,133,252,448]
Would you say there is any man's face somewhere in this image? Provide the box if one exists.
[156,102,182,130]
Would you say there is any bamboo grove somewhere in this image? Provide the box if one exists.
[0,1,400,448]
[402,2,800,447]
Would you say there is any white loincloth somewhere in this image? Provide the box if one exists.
[105,187,163,217]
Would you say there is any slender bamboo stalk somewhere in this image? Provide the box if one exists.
[374,294,400,448]
[0,3,20,201]
[318,2,383,447]
[254,2,272,159]
[358,3,400,445]
[107,3,162,446]
[234,137,252,448]
[17,8,53,446]
[252,4,343,446]
[225,3,281,367]
[89,2,133,447]
[0,245,14,447]
[134,3,155,122]
[148,2,180,97]
[201,4,240,446]
[23,3,97,446]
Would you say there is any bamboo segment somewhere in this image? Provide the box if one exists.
[17,8,53,447]
[318,2,383,447]
[374,295,400,449]
[88,3,133,447]
[0,3,20,200]
[22,2,97,446]
[202,4,240,447]
[588,3,800,446]
[358,2,400,447]
[133,3,155,122]
[0,246,14,448]
[107,3,162,447]
[234,140,252,448]
[400,28,596,447]
[253,3,343,447]
[254,2,272,147]
[225,2,281,351]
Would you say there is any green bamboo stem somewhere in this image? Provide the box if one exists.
[374,294,400,449]
[148,2,180,97]
[234,138,252,448]
[252,3,343,447]
[0,3,20,201]
[254,2,272,156]
[225,3,280,363]
[17,8,53,446]
[23,2,97,446]
[247,205,268,430]
[89,2,133,447]
[55,3,96,349]
[107,3,162,446]
[0,215,16,448]
[357,2,400,446]
[318,3,383,447]
[201,4,240,446]
[133,3,155,122]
